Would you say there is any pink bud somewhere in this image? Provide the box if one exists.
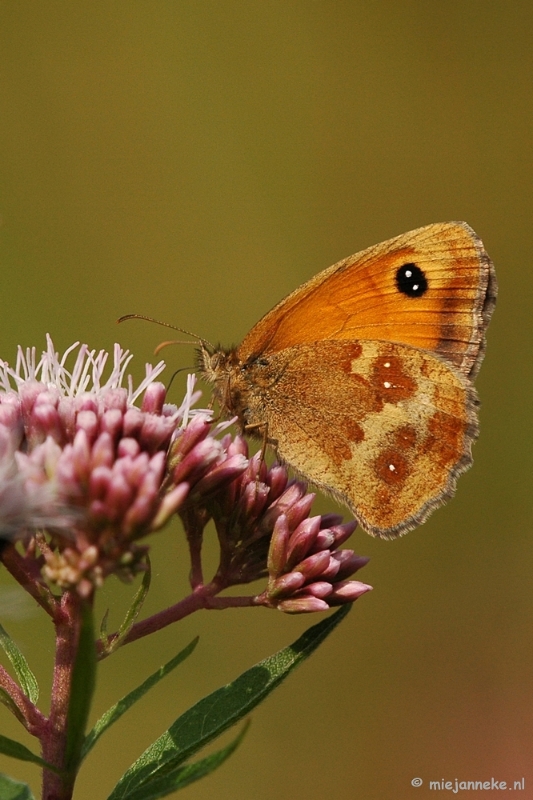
[239,479,269,518]
[267,514,290,578]
[124,494,156,533]
[315,529,336,549]
[89,465,113,500]
[76,410,99,441]
[277,596,330,614]
[171,415,211,458]
[227,434,248,457]
[103,473,133,521]
[117,438,141,458]
[293,550,331,581]
[139,414,176,452]
[269,571,306,598]
[91,432,115,469]
[329,520,358,547]
[140,381,167,414]
[101,408,123,440]
[285,516,321,568]
[327,580,373,604]
[302,581,334,599]
[172,438,221,484]
[71,429,91,481]
[192,453,248,496]
[319,513,344,528]
[283,492,315,529]
[151,483,189,529]
[265,464,289,499]
[31,403,64,446]
[335,553,370,579]
[123,407,144,439]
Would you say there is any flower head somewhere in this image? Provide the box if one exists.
[0,336,246,596]
[261,511,371,613]
[186,436,372,613]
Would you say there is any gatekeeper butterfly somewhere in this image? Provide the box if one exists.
[199,222,497,539]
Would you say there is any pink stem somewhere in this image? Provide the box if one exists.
[181,507,206,589]
[0,665,47,735]
[98,585,258,656]
[41,591,84,800]
[0,545,56,618]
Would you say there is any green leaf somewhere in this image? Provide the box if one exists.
[0,623,39,704]
[0,734,59,772]
[64,602,97,772]
[0,773,36,800]
[81,637,199,762]
[108,605,351,800]
[99,558,152,658]
[99,608,110,650]
[109,722,249,800]
[0,687,28,727]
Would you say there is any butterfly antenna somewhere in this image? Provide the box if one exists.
[154,339,199,356]
[118,314,213,350]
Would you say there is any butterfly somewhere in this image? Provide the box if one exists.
[199,222,497,539]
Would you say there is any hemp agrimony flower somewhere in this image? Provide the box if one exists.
[182,437,371,612]
[0,336,239,596]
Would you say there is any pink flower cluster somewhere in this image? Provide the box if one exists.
[263,512,371,613]
[0,338,243,595]
[185,436,372,613]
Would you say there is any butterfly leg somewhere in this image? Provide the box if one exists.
[244,420,270,463]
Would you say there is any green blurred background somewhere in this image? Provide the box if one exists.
[0,2,531,798]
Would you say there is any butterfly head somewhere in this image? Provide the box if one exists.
[197,341,243,418]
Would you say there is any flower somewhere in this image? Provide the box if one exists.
[261,512,371,613]
[186,436,372,612]
[0,336,247,596]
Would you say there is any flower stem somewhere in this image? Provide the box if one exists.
[0,544,57,618]
[97,585,258,656]
[0,665,46,734]
[180,507,207,589]
[41,591,85,800]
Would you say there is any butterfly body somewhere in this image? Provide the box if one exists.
[200,222,497,539]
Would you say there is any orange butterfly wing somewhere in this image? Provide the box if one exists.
[238,222,497,377]
[203,221,497,537]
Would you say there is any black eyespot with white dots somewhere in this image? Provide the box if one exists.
[395,262,428,298]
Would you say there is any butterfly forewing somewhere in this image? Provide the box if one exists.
[238,221,496,378]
